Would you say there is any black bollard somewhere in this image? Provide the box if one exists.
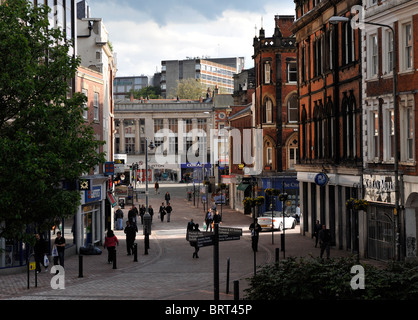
[233,280,239,300]
[275,248,280,264]
[78,254,83,278]
[133,243,138,262]
[112,249,117,269]
[226,258,230,294]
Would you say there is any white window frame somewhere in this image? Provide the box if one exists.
[82,88,88,120]
[265,99,272,123]
[264,62,271,84]
[93,92,99,121]
[368,34,378,78]
[400,95,415,162]
[382,101,395,162]
[402,22,413,71]
[382,29,394,75]
[367,101,380,161]
[287,62,297,83]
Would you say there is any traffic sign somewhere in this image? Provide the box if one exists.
[218,227,242,236]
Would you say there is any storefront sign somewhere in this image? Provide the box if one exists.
[85,186,101,203]
[314,173,329,186]
[363,174,395,204]
[181,162,211,169]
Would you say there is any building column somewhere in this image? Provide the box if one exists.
[119,118,125,154]
[135,119,140,154]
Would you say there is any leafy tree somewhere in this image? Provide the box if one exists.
[169,78,205,100]
[0,0,105,243]
[131,85,162,99]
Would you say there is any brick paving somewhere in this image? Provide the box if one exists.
[0,183,385,301]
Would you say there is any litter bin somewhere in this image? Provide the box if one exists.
[118,198,125,209]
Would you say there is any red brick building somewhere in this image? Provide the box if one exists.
[291,0,363,253]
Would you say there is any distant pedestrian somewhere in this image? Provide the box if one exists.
[33,233,48,273]
[249,222,262,252]
[124,221,137,256]
[148,205,154,222]
[187,219,195,231]
[154,181,159,194]
[53,231,66,268]
[128,205,138,228]
[191,224,200,258]
[313,220,322,248]
[159,202,166,222]
[205,208,213,232]
[165,191,171,205]
[165,203,173,222]
[318,225,332,259]
[104,230,119,264]
[115,207,124,230]
[139,204,145,224]
[213,210,222,225]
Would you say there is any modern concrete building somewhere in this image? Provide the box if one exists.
[161,57,244,98]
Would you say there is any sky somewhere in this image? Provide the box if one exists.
[85,0,296,78]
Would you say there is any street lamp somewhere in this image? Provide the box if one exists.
[143,138,155,254]
[330,15,400,260]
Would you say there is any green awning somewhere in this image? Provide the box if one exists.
[237,183,250,191]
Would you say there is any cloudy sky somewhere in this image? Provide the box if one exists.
[85,0,295,78]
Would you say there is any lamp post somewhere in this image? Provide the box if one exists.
[143,138,155,255]
[330,15,400,260]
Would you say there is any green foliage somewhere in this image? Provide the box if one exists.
[131,86,162,99]
[244,256,418,300]
[0,0,105,240]
[170,78,205,99]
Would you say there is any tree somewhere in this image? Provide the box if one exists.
[0,0,105,242]
[169,78,205,100]
[131,85,162,99]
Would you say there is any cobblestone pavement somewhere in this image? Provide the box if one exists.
[0,183,384,301]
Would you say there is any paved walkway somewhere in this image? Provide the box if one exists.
[0,183,385,301]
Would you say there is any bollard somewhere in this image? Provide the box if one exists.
[112,249,117,269]
[78,254,83,278]
[233,280,239,300]
[133,243,138,262]
[226,258,230,294]
[275,248,280,264]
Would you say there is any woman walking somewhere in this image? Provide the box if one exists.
[104,230,119,264]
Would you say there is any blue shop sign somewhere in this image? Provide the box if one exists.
[85,185,102,203]
[181,162,212,169]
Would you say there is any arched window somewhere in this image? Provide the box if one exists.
[264,98,273,123]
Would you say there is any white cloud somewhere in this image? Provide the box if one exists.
[84,0,295,78]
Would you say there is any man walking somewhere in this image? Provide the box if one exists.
[53,231,66,267]
[124,220,137,255]
[165,203,173,222]
[318,225,332,259]
[165,192,171,205]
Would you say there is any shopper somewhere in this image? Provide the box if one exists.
[53,231,66,267]
[104,230,119,264]
[165,203,173,222]
[124,221,137,256]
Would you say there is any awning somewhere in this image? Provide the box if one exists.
[237,183,250,191]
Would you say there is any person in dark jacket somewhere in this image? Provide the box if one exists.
[34,233,48,273]
[318,225,332,259]
[313,220,322,247]
[165,192,171,205]
[165,203,173,222]
[124,220,137,255]
[159,202,166,222]
[249,222,262,252]
[190,224,201,258]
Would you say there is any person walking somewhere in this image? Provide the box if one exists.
[313,220,322,248]
[128,205,137,228]
[154,181,159,194]
[159,202,166,222]
[205,208,213,232]
[191,224,201,258]
[139,204,145,225]
[165,203,173,222]
[148,205,154,223]
[115,207,124,230]
[318,225,332,259]
[104,230,119,264]
[249,222,262,252]
[33,233,48,273]
[164,191,171,205]
[124,220,137,256]
[187,219,195,231]
[53,231,66,267]
[213,210,222,225]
